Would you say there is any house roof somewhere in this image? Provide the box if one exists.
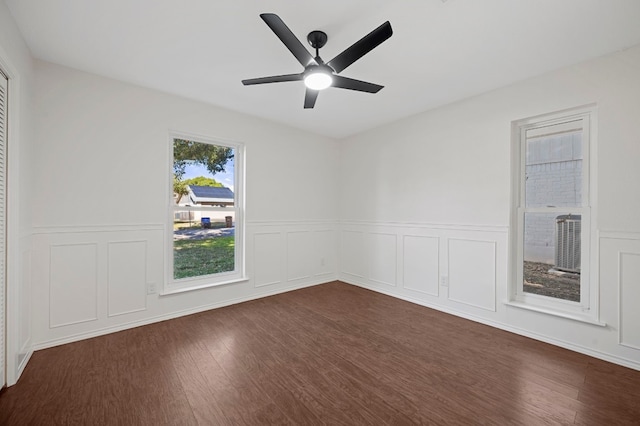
[189,185,234,204]
[7,1,640,139]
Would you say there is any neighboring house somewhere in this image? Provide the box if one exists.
[174,185,235,223]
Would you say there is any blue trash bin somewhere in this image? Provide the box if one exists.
[201,217,211,229]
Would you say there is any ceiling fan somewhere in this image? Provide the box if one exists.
[242,13,393,109]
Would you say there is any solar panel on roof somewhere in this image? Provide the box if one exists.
[189,185,234,199]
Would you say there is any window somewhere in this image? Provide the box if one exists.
[166,133,245,293]
[509,106,599,322]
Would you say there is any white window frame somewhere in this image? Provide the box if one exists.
[508,105,602,325]
[164,131,246,295]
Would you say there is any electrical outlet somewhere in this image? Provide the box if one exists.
[440,276,449,287]
[147,282,157,295]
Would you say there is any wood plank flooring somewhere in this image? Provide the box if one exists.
[1,281,639,425]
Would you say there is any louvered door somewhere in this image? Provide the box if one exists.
[0,70,7,388]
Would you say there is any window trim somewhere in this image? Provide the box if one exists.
[164,130,246,294]
[508,105,600,323]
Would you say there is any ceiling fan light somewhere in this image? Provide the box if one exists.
[304,72,332,90]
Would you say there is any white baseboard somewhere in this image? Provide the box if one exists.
[7,337,35,386]
[11,348,34,386]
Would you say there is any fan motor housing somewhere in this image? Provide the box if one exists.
[307,30,328,49]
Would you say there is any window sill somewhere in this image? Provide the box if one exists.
[504,300,606,327]
[161,276,250,296]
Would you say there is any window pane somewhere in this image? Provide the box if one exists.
[525,130,582,208]
[173,210,235,279]
[173,139,235,206]
[523,212,581,302]
[172,137,236,280]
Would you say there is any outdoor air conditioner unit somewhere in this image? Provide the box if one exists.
[555,214,581,273]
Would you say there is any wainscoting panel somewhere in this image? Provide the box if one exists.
[403,235,439,296]
[448,238,496,311]
[31,222,337,352]
[339,222,503,312]
[107,241,147,317]
[287,231,313,282]
[340,230,365,278]
[314,230,336,277]
[249,222,338,288]
[254,232,284,287]
[620,251,640,350]
[368,232,397,287]
[49,243,98,328]
[32,225,163,344]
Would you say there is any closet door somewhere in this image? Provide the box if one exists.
[0,70,7,388]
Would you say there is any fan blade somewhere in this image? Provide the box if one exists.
[261,13,316,68]
[332,75,383,93]
[327,21,392,74]
[242,73,303,85]
[304,88,319,109]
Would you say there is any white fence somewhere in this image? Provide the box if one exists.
[174,210,234,226]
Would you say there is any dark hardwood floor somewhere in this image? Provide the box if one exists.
[1,281,639,425]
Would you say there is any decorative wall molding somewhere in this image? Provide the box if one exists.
[286,231,313,282]
[447,238,497,312]
[339,222,506,304]
[600,234,640,354]
[107,240,148,318]
[33,225,164,345]
[340,230,365,278]
[49,243,99,328]
[250,221,338,288]
[29,219,640,373]
[619,251,640,351]
[247,219,337,227]
[33,223,165,234]
[340,220,508,233]
[253,231,284,288]
[600,230,640,240]
[402,235,439,297]
[367,232,397,287]
[32,220,338,350]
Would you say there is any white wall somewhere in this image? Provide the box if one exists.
[0,2,35,385]
[30,61,339,350]
[338,45,640,370]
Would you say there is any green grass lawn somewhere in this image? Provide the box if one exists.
[174,236,234,279]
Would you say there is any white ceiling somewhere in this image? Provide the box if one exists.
[5,0,640,138]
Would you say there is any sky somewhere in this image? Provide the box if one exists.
[183,157,235,191]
